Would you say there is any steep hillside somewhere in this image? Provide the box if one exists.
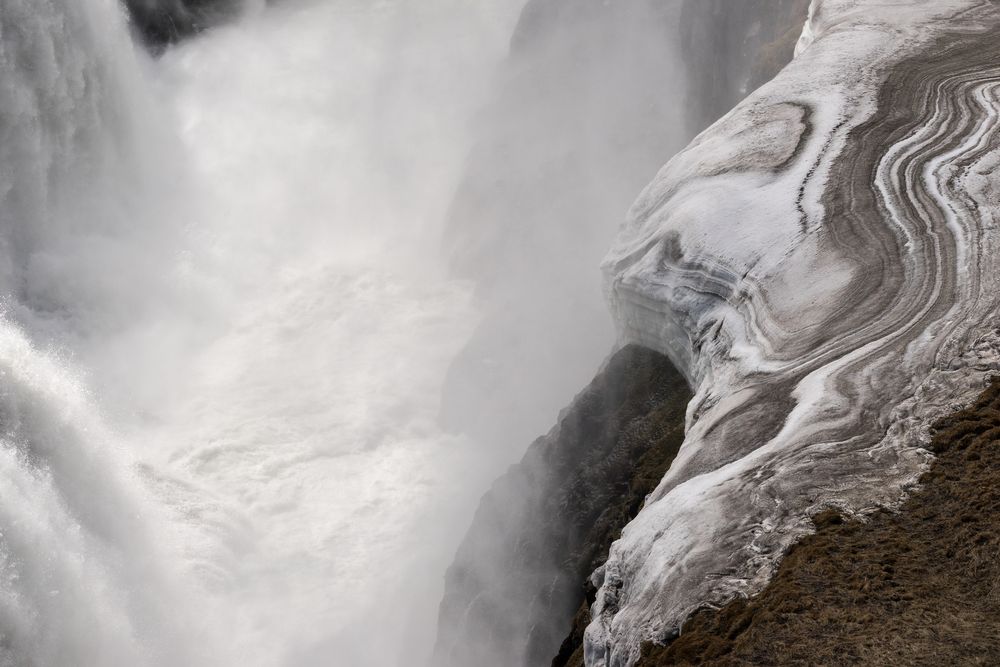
[639,377,1000,665]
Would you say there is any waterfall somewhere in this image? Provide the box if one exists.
[0,0,521,664]
[0,321,212,666]
[0,0,182,341]
[0,3,211,664]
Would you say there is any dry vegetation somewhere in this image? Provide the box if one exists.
[548,346,692,667]
[638,379,1000,666]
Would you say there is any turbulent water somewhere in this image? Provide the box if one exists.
[0,0,526,664]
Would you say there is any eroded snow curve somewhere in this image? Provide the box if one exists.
[589,1,1000,664]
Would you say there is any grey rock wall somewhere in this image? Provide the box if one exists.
[433,346,690,667]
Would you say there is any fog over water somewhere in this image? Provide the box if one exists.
[1,0,523,663]
[135,2,524,664]
[0,0,690,664]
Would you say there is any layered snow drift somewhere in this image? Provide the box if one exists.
[592,0,1000,664]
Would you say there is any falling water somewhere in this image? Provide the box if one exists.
[0,0,522,664]
[0,0,212,664]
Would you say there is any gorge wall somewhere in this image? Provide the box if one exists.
[439,0,687,451]
[440,0,812,453]
[678,0,811,136]
[435,2,808,666]
[435,345,690,667]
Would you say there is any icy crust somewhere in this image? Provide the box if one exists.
[590,1,1000,665]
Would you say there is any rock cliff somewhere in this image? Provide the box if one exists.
[435,2,809,665]
[434,346,690,667]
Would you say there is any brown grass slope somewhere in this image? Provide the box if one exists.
[638,378,1000,666]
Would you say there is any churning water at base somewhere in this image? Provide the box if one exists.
[0,0,521,664]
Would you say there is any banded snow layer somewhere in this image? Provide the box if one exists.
[592,0,1000,664]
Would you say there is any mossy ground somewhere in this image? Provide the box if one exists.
[638,379,1000,666]
[550,347,691,667]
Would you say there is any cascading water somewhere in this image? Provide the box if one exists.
[0,1,210,664]
[0,0,523,664]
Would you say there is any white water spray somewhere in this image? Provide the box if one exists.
[0,0,211,663]
[0,0,521,664]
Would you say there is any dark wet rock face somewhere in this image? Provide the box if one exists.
[679,0,810,134]
[435,4,809,665]
[433,345,691,667]
[125,0,242,48]
[638,378,1000,666]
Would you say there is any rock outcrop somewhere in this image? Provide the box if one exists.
[434,346,690,667]
[125,0,241,48]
